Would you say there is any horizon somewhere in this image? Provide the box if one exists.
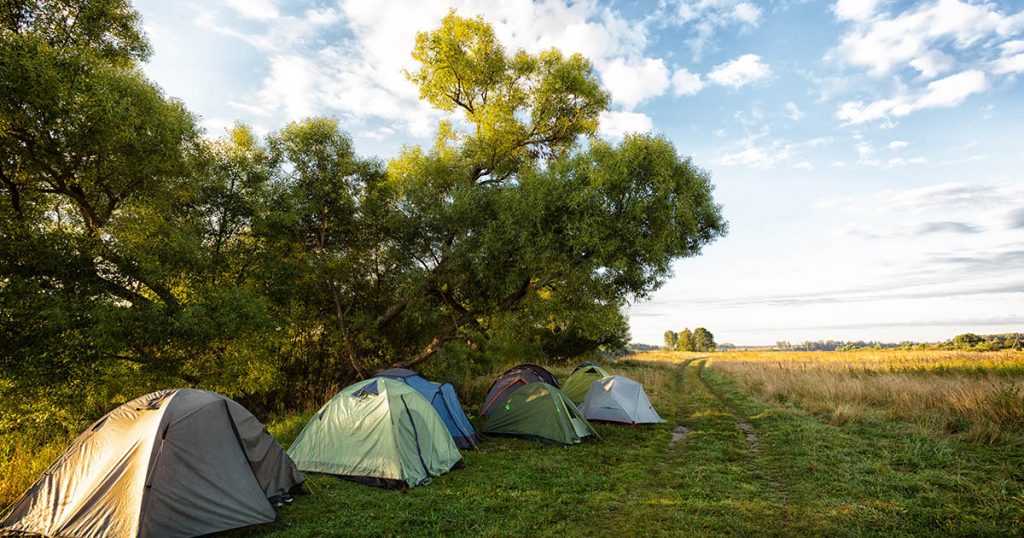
[135,0,1024,346]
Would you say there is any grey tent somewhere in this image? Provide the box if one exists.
[579,375,666,424]
[0,389,304,538]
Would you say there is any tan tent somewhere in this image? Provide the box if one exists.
[0,389,304,538]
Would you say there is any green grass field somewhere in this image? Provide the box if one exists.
[4,351,1023,536]
[231,352,1023,537]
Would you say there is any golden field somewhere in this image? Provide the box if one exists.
[630,349,1024,445]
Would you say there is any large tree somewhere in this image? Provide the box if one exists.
[0,0,280,429]
[368,12,727,370]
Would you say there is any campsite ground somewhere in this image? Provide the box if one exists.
[223,350,1023,537]
[2,350,1021,536]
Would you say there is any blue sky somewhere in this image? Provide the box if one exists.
[135,0,1024,345]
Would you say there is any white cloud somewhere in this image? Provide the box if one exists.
[909,50,955,78]
[886,156,928,167]
[598,110,653,139]
[719,133,836,170]
[254,55,321,120]
[1003,40,1024,55]
[720,147,777,168]
[856,142,873,160]
[784,101,804,121]
[201,116,234,137]
[818,181,1024,215]
[915,69,989,108]
[995,52,1024,74]
[224,0,279,20]
[835,220,984,239]
[731,3,762,26]
[673,0,763,58]
[831,0,1024,78]
[836,69,988,124]
[833,0,878,22]
[671,68,705,96]
[993,40,1024,74]
[719,135,792,169]
[733,104,764,127]
[707,54,772,88]
[362,126,396,141]
[889,140,909,149]
[601,57,670,110]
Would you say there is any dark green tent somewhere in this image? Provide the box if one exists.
[562,363,610,404]
[480,383,598,445]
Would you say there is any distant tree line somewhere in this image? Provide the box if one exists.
[773,340,910,351]
[768,333,1023,352]
[663,328,717,352]
[946,333,1022,351]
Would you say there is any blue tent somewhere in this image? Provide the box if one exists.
[372,368,479,448]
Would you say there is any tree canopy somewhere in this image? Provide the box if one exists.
[0,7,726,433]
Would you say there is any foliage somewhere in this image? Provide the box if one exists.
[770,334,1023,352]
[663,330,677,350]
[776,339,919,351]
[948,332,1021,351]
[0,0,235,431]
[0,7,726,435]
[691,327,715,351]
[676,328,692,351]
[669,326,715,352]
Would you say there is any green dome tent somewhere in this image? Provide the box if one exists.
[287,378,462,489]
[481,383,599,445]
[562,363,610,404]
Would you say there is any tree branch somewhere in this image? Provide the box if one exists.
[0,166,23,218]
[396,278,534,369]
[375,300,408,330]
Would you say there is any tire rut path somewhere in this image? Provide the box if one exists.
[694,359,760,452]
[694,359,792,532]
[667,357,699,447]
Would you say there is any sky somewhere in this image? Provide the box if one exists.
[134,0,1024,346]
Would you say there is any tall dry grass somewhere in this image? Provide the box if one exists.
[0,434,73,512]
[698,350,1024,444]
[626,350,711,363]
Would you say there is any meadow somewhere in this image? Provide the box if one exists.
[2,350,1023,536]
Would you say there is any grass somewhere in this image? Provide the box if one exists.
[0,433,71,513]
[3,350,1023,535]
[709,349,1024,444]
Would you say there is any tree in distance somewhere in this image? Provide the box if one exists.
[669,327,716,352]
[677,328,694,351]
[664,330,678,350]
